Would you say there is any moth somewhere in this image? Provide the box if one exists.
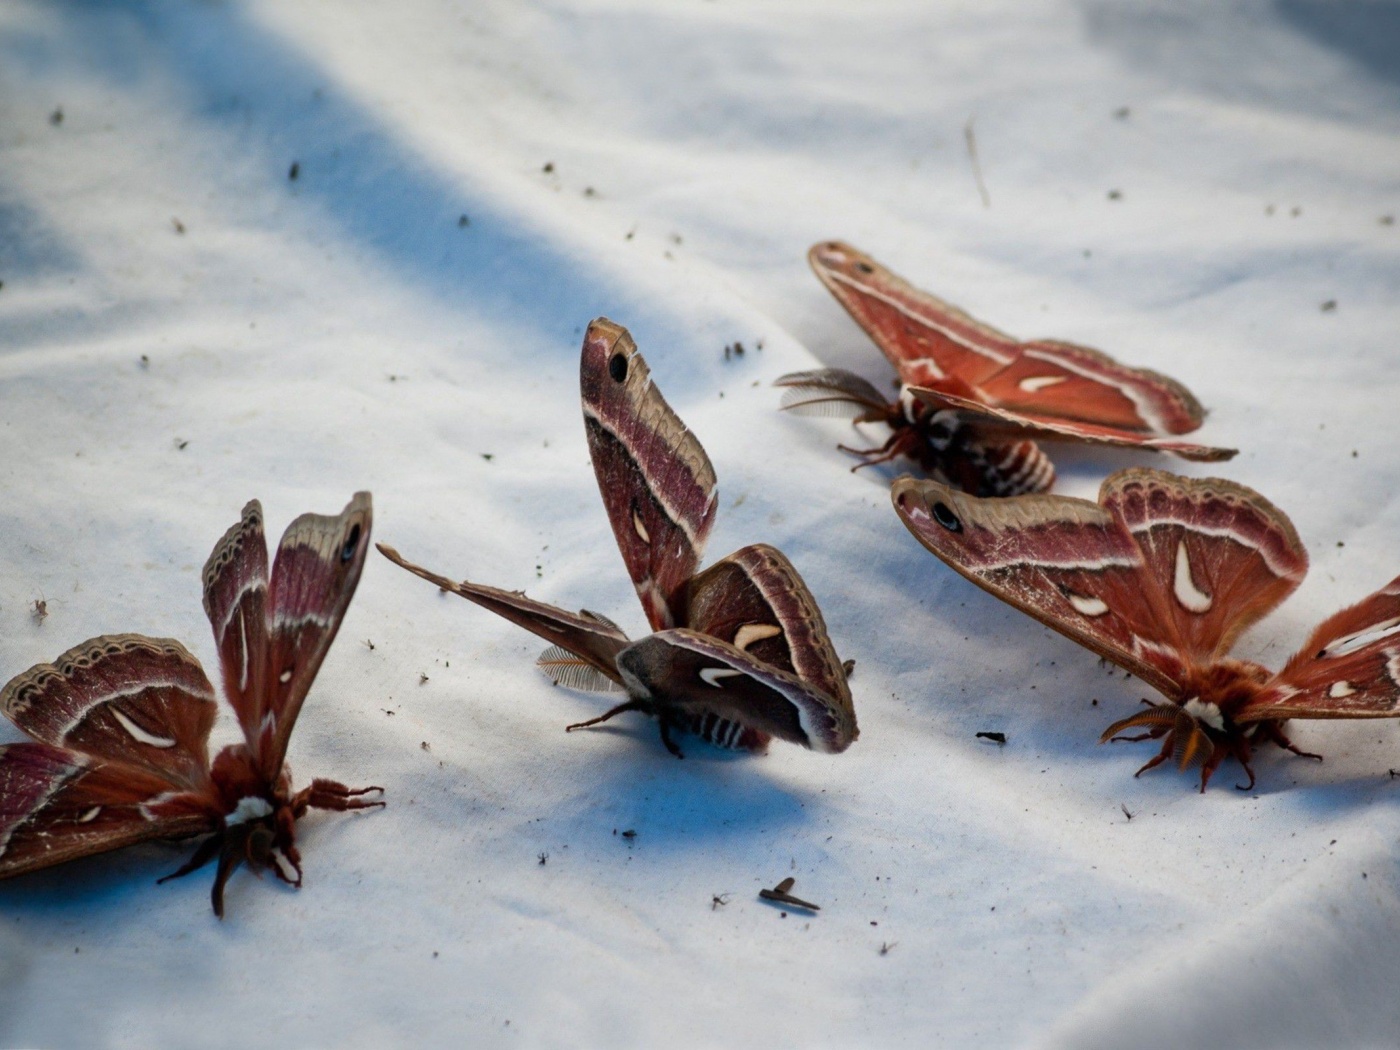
[777,241,1236,496]
[893,467,1400,791]
[0,494,381,915]
[379,317,857,758]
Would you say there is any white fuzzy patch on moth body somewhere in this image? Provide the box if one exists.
[631,509,651,544]
[1324,617,1400,658]
[77,806,101,823]
[226,796,274,826]
[1329,680,1356,698]
[271,848,299,883]
[1065,591,1110,617]
[110,708,178,749]
[1183,697,1225,732]
[1173,541,1213,613]
[700,668,743,687]
[1018,375,1066,393]
[734,623,782,651]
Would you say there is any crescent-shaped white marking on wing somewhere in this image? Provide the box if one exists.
[110,708,177,748]
[734,623,782,651]
[1066,591,1110,617]
[700,667,743,688]
[1173,541,1213,613]
[1018,375,1066,393]
[1329,680,1356,698]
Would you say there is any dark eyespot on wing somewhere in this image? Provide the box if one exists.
[341,523,362,563]
[932,501,962,532]
[609,352,628,382]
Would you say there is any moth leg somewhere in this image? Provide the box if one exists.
[1199,742,1234,793]
[657,717,685,759]
[1132,735,1176,778]
[294,778,387,815]
[157,831,224,885]
[565,699,651,733]
[1254,721,1323,762]
[209,825,254,920]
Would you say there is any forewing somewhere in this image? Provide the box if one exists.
[251,493,373,778]
[1243,575,1400,721]
[1101,470,1307,663]
[973,340,1208,435]
[1,634,217,793]
[378,544,631,684]
[0,742,218,879]
[809,241,1016,388]
[202,499,271,749]
[581,318,717,630]
[617,629,857,753]
[910,387,1236,462]
[891,475,1190,695]
[683,544,852,706]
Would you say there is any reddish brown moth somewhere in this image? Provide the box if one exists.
[777,242,1235,496]
[379,318,857,758]
[892,468,1400,790]
[0,494,381,915]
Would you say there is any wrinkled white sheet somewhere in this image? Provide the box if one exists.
[1,2,1398,1047]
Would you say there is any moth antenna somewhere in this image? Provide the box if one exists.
[537,646,624,693]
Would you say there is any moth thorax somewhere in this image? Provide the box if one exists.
[226,795,274,826]
[1181,697,1226,734]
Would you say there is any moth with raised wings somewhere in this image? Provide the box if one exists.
[893,468,1400,791]
[777,242,1236,496]
[0,494,381,915]
[380,318,857,758]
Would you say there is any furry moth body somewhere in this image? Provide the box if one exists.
[894,468,1400,790]
[777,242,1235,495]
[380,318,857,758]
[0,494,381,915]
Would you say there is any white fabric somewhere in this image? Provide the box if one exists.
[2,2,1398,1047]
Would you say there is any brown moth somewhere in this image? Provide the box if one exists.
[0,494,381,915]
[777,242,1235,496]
[893,467,1400,791]
[379,318,857,758]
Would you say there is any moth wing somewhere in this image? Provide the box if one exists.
[891,475,1191,695]
[0,634,218,794]
[1100,470,1307,663]
[242,493,373,780]
[618,629,857,753]
[808,241,1016,388]
[581,318,717,631]
[973,340,1208,435]
[202,499,272,755]
[909,387,1236,463]
[0,742,219,879]
[1242,575,1400,720]
[378,544,631,684]
[683,544,852,707]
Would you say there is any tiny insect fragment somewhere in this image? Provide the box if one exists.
[538,852,548,866]
[759,876,820,912]
[1121,803,1133,820]
[31,599,48,624]
[976,731,1007,745]
[711,893,730,910]
[288,161,300,180]
[879,941,897,955]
